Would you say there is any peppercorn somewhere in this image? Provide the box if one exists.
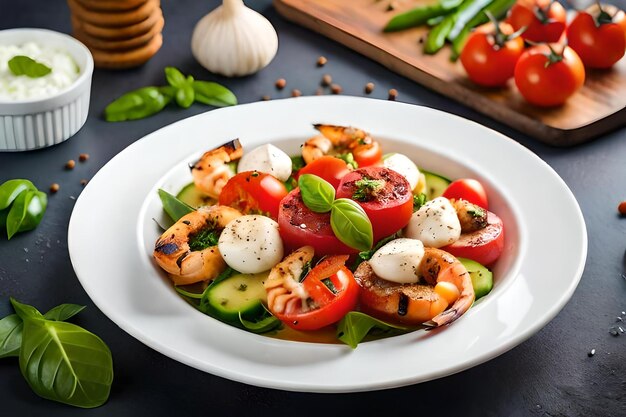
[275,78,287,89]
[50,183,60,193]
[331,84,343,94]
[365,82,375,94]
[291,89,302,97]
[321,74,332,86]
[388,88,398,100]
[65,160,76,170]
[79,153,89,162]
[317,56,328,67]
[618,201,626,215]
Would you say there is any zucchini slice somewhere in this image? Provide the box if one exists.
[176,182,216,208]
[421,170,452,201]
[458,257,493,299]
[203,272,268,324]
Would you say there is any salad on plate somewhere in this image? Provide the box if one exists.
[152,124,505,347]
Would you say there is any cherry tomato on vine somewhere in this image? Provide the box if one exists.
[514,44,585,107]
[460,23,525,87]
[218,171,288,219]
[567,4,626,69]
[507,0,566,43]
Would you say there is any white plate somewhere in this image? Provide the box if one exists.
[68,96,586,393]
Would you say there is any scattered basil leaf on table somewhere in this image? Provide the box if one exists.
[0,179,36,209]
[105,67,237,121]
[0,314,23,358]
[192,81,238,107]
[337,311,408,349]
[8,55,52,78]
[104,86,173,122]
[298,174,335,213]
[330,198,373,252]
[6,190,47,239]
[1,299,113,408]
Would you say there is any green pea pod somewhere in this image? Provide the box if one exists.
[427,15,446,26]
[6,190,47,239]
[0,179,36,210]
[450,0,517,60]
[384,0,464,32]
[192,81,238,107]
[424,15,456,54]
[164,66,187,88]
[447,0,494,41]
[104,86,173,122]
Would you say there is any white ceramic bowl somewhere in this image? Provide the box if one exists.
[0,28,94,151]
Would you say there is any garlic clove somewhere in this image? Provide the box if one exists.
[191,0,278,77]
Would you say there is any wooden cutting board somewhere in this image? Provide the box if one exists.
[274,0,626,146]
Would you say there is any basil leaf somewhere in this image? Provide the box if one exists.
[175,82,195,108]
[6,190,47,239]
[298,174,335,213]
[43,304,86,321]
[8,55,51,78]
[174,286,203,299]
[238,306,282,334]
[0,314,23,358]
[337,311,408,349]
[11,299,113,408]
[0,179,36,210]
[413,192,427,211]
[192,81,237,107]
[104,86,172,122]
[330,198,373,251]
[158,189,194,222]
[164,66,188,88]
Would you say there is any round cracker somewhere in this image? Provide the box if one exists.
[73,15,164,51]
[67,0,159,27]
[75,0,148,12]
[90,33,163,69]
[71,8,161,40]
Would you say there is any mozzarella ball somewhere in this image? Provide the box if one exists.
[218,215,284,273]
[369,238,425,284]
[237,144,292,181]
[404,197,461,248]
[383,153,420,191]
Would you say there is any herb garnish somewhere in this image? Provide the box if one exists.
[8,55,51,78]
[467,206,485,218]
[352,178,384,201]
[188,227,220,251]
[336,152,358,169]
[413,193,427,211]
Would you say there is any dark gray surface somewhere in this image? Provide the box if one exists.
[1,1,625,416]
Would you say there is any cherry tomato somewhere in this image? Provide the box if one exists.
[278,189,358,256]
[336,167,413,242]
[297,156,350,189]
[218,171,288,219]
[514,45,585,107]
[442,211,504,266]
[507,0,566,43]
[567,5,626,69]
[460,23,525,87]
[442,179,489,210]
[271,256,359,331]
[350,140,383,167]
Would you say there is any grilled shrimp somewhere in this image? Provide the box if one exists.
[153,205,242,286]
[301,124,375,164]
[191,139,243,199]
[354,248,475,327]
[264,246,315,314]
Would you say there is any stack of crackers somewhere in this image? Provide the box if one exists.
[68,0,164,69]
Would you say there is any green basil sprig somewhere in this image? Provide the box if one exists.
[298,174,374,251]
[1,299,113,408]
[158,189,194,223]
[0,179,47,240]
[337,311,408,349]
[104,67,237,122]
[8,55,51,78]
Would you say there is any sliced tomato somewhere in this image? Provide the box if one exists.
[442,211,504,266]
[278,189,358,256]
[336,167,413,242]
[273,257,359,331]
[296,156,350,189]
[442,179,488,209]
[218,171,288,219]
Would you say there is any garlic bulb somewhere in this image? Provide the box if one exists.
[191,0,278,77]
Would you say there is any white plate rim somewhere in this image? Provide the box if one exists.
[68,96,587,392]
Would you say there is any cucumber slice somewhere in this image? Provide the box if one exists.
[421,170,452,201]
[458,257,493,299]
[176,182,216,208]
[203,272,268,324]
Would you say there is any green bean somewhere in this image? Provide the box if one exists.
[384,0,464,32]
[447,0,495,41]
[450,0,517,60]
[424,15,456,54]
